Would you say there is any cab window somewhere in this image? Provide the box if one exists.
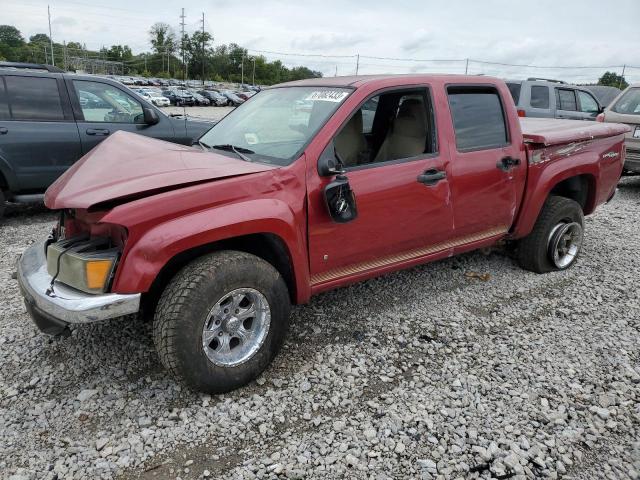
[73,81,144,123]
[447,86,508,151]
[334,88,436,168]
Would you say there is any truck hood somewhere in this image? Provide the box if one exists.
[45,130,276,210]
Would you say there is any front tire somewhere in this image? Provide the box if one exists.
[153,251,290,393]
[517,196,584,273]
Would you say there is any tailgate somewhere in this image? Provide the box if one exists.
[521,118,630,146]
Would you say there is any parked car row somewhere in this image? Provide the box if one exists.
[130,85,256,107]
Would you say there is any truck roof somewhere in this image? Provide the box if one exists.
[520,118,630,146]
[275,74,499,88]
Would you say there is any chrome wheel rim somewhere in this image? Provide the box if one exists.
[548,221,583,269]
[201,288,271,367]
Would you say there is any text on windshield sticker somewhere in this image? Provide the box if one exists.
[305,90,349,102]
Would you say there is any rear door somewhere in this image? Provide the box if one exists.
[0,73,81,193]
[555,87,581,120]
[67,78,175,154]
[446,85,525,239]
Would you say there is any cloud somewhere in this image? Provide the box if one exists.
[292,33,368,51]
[52,16,77,28]
[401,29,435,53]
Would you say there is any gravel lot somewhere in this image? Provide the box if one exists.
[1,178,640,480]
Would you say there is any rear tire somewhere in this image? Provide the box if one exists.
[153,251,290,393]
[0,190,5,217]
[517,196,584,273]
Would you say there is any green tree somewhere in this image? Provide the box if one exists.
[598,71,628,90]
[0,25,24,47]
[149,22,176,55]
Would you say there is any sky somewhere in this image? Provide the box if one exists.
[4,0,640,83]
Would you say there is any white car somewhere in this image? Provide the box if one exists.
[135,89,170,107]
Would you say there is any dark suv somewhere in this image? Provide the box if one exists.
[0,62,213,215]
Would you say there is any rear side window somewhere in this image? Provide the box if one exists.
[556,88,577,111]
[530,86,550,109]
[0,78,9,120]
[506,83,521,104]
[447,87,508,151]
[5,76,64,121]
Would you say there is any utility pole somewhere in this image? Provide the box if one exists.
[465,58,469,75]
[619,65,627,89]
[48,5,55,66]
[251,57,256,85]
[201,12,205,85]
[63,41,67,71]
[355,53,359,75]
[180,8,186,81]
[334,65,337,77]
[144,53,147,72]
[241,52,244,85]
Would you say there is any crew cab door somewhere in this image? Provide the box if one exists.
[66,79,176,154]
[307,87,455,285]
[0,73,81,193]
[445,85,525,239]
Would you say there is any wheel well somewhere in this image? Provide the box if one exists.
[141,233,296,319]
[549,175,594,213]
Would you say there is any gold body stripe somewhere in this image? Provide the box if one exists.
[310,226,507,285]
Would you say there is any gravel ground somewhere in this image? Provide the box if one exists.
[1,179,640,480]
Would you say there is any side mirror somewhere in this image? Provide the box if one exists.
[143,107,160,125]
[318,143,346,177]
[324,174,358,223]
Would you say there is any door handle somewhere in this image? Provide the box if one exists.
[0,127,7,135]
[417,169,446,186]
[86,128,110,136]
[497,156,520,172]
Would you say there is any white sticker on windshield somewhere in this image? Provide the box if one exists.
[305,90,349,102]
[244,133,259,145]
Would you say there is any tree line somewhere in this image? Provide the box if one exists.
[0,23,322,85]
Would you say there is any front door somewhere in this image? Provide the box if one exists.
[67,79,175,154]
[445,85,524,238]
[307,87,454,284]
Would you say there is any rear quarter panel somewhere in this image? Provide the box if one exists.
[511,133,625,238]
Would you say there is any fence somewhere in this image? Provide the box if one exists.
[248,50,640,86]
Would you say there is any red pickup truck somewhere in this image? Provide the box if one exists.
[18,75,628,393]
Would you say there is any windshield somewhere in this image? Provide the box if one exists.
[199,86,351,165]
[612,87,640,115]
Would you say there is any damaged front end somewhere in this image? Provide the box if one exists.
[17,210,140,336]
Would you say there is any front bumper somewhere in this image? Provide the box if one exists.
[17,242,141,334]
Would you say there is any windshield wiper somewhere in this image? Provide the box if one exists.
[198,140,210,150]
[211,144,254,162]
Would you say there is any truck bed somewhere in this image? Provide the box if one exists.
[520,118,629,146]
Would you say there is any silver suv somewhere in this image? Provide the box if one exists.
[599,84,640,173]
[506,78,603,121]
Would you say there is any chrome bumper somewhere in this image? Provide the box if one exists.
[17,241,141,331]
